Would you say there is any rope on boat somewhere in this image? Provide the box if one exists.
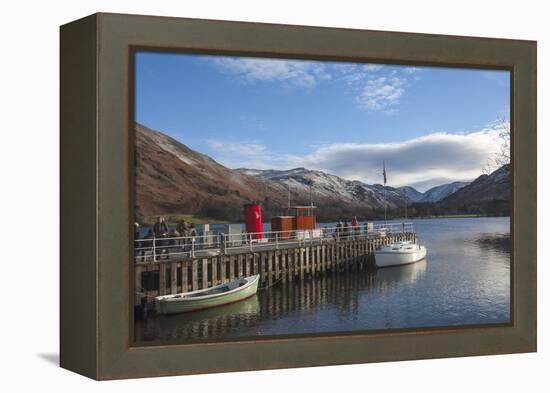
[258,276,283,291]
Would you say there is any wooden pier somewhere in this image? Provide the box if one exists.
[135,232,417,305]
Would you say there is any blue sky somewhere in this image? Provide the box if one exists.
[135,52,509,191]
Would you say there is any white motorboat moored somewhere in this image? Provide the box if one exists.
[374,240,427,268]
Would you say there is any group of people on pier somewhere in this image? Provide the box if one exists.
[134,216,199,260]
[334,217,362,239]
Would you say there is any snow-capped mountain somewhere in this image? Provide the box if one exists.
[438,165,510,212]
[397,186,425,203]
[236,167,408,209]
[419,181,470,203]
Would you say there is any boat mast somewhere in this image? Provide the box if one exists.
[383,161,387,225]
[287,183,291,210]
[404,190,408,219]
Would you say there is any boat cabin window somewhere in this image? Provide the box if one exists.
[289,207,316,217]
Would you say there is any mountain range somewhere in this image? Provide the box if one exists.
[135,123,510,221]
[434,164,510,215]
[236,168,471,205]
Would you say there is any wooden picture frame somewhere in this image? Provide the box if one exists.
[60,12,536,380]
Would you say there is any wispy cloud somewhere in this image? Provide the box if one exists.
[207,139,267,157]
[403,67,420,74]
[206,139,286,169]
[209,56,422,113]
[210,57,331,88]
[335,64,421,114]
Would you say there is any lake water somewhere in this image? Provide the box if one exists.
[135,216,510,344]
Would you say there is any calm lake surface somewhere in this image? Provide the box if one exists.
[135,216,510,343]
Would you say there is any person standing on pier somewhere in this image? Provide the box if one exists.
[351,216,359,239]
[153,216,169,237]
[153,216,169,257]
[188,224,199,251]
[176,219,190,250]
[188,224,198,238]
[168,228,181,255]
[143,229,155,261]
[176,219,189,240]
[335,221,343,240]
[343,221,350,239]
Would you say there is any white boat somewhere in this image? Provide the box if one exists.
[374,240,427,268]
[155,275,260,315]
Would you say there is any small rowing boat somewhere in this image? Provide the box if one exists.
[155,275,260,315]
[374,241,427,268]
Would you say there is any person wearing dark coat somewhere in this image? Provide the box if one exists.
[343,222,350,238]
[143,229,155,261]
[188,224,198,238]
[186,224,199,252]
[176,220,189,237]
[168,229,181,255]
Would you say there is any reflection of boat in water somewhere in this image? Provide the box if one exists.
[374,259,427,285]
[159,294,260,324]
[374,241,427,267]
[155,275,260,315]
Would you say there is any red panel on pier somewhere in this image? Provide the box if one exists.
[245,203,263,239]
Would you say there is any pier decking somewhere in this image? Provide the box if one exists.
[134,223,417,306]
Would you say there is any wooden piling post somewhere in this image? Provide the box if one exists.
[220,256,227,284]
[229,255,235,280]
[299,248,305,280]
[191,260,198,291]
[211,257,218,286]
[281,250,287,283]
[170,262,178,294]
[159,263,167,295]
[201,258,208,289]
[237,254,244,279]
[268,252,274,285]
[181,260,188,293]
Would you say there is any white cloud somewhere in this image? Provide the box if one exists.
[210,57,331,88]
[205,123,508,191]
[355,76,406,112]
[363,64,384,72]
[286,124,507,191]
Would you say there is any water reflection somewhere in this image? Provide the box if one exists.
[375,260,427,286]
[136,261,428,343]
[472,233,511,254]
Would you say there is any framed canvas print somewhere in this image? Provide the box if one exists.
[60,13,537,380]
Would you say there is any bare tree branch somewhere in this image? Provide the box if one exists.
[482,116,510,175]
